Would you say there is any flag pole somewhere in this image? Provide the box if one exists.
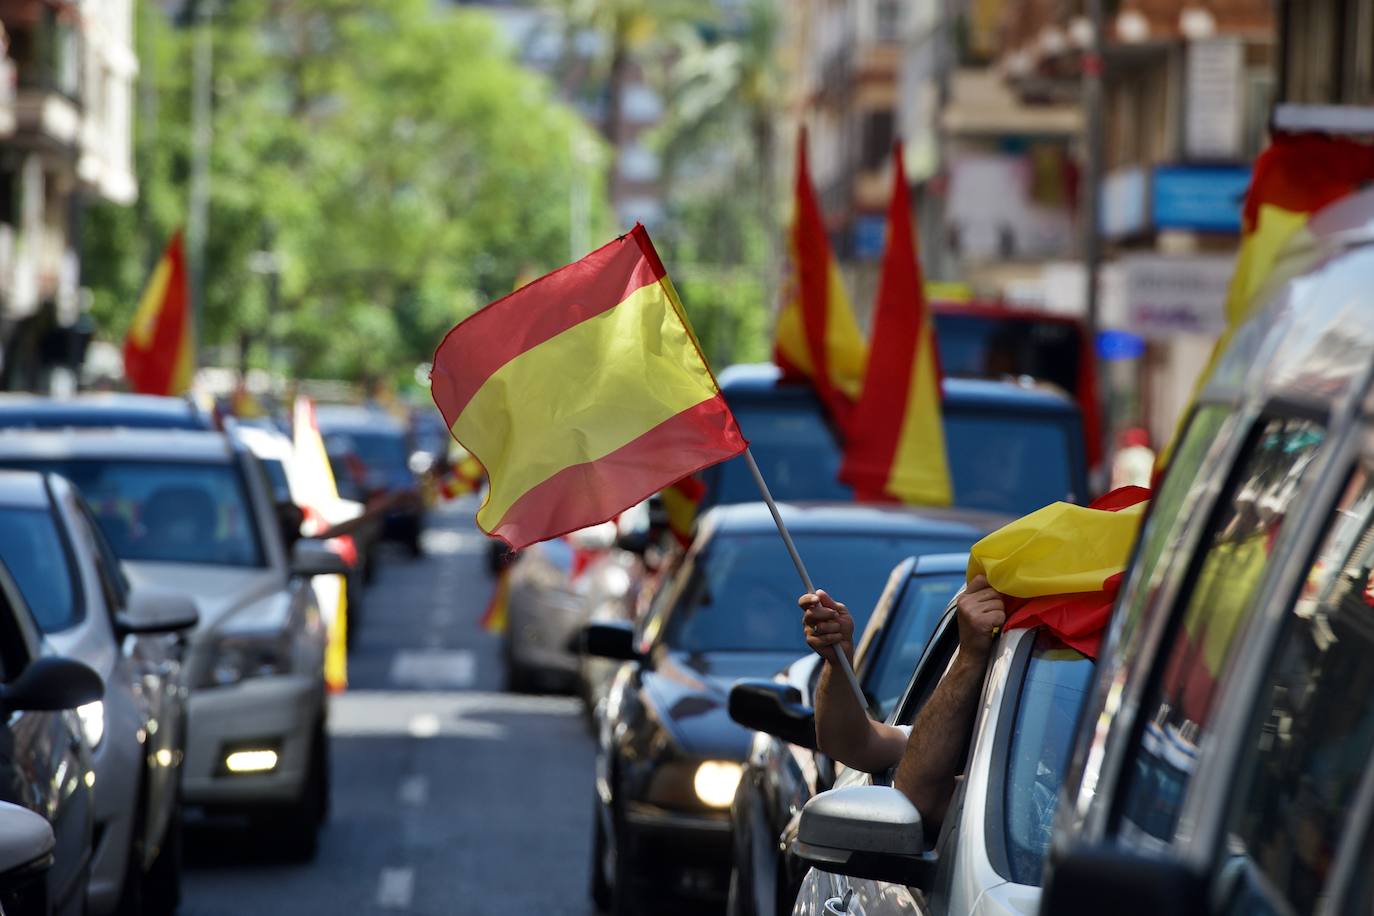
[743,448,868,710]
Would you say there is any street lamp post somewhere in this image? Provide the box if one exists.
[187,0,215,371]
[1082,0,1108,470]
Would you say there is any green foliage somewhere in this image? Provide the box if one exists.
[83,0,608,386]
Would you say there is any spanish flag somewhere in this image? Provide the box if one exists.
[124,232,194,396]
[839,143,951,506]
[661,473,706,547]
[430,225,748,550]
[480,568,512,634]
[969,486,1151,660]
[438,455,485,500]
[774,129,867,430]
[1160,134,1374,468]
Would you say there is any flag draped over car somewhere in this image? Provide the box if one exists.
[839,142,952,506]
[968,486,1151,659]
[773,129,867,432]
[123,232,194,396]
[1159,133,1374,468]
[430,225,749,550]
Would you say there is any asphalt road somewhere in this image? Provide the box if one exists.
[181,499,599,916]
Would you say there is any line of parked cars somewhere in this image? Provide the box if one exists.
[0,392,430,915]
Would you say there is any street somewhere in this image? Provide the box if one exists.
[181,499,597,916]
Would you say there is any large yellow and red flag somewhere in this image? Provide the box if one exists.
[774,129,867,431]
[840,142,952,506]
[430,225,748,550]
[123,232,194,396]
[1160,134,1374,468]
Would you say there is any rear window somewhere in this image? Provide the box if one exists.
[663,532,976,654]
[0,506,80,632]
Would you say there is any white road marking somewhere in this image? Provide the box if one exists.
[376,867,415,910]
[390,649,475,688]
[408,713,441,738]
[330,690,579,740]
[398,774,428,807]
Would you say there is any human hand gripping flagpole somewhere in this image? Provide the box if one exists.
[743,449,868,710]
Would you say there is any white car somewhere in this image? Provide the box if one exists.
[0,428,345,860]
[789,605,1094,916]
[0,471,198,915]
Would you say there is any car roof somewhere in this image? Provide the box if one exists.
[0,428,238,463]
[698,501,1010,541]
[233,424,293,462]
[314,405,405,434]
[0,393,209,430]
[0,470,51,509]
[716,363,1077,413]
[912,552,972,576]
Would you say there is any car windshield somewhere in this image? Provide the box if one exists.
[933,312,1083,399]
[323,431,409,474]
[712,401,1076,515]
[0,460,266,568]
[0,506,79,632]
[1004,631,1095,886]
[862,572,965,720]
[663,532,977,653]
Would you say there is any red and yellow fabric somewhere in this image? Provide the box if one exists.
[774,129,867,431]
[438,455,485,500]
[292,395,349,692]
[430,224,748,550]
[1160,134,1374,468]
[661,473,706,548]
[124,232,194,396]
[839,142,952,506]
[968,486,1151,659]
[480,568,511,634]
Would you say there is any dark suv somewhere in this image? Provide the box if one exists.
[316,405,425,556]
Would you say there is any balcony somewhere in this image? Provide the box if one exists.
[2,0,82,149]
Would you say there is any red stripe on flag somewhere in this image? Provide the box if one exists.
[125,233,190,396]
[430,227,666,425]
[488,394,746,549]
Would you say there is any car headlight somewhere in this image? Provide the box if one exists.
[693,761,743,808]
[76,701,104,749]
[203,631,293,688]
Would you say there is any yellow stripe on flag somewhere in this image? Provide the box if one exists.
[455,279,719,531]
[887,322,952,505]
[129,257,173,349]
[824,262,866,401]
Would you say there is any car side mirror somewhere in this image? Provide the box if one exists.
[728,680,817,750]
[582,622,640,661]
[792,785,937,889]
[118,589,199,636]
[291,539,351,578]
[0,657,103,713]
[0,800,54,886]
[1041,845,1209,916]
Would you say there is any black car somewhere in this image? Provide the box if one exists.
[582,503,1001,915]
[0,394,210,432]
[0,559,104,916]
[316,406,425,556]
[725,553,968,916]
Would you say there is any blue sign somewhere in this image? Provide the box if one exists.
[1097,329,1146,361]
[852,215,887,260]
[1152,165,1251,233]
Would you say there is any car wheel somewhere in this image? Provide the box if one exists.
[269,719,329,862]
[406,530,423,559]
[607,811,639,916]
[113,783,149,916]
[141,792,183,916]
[503,639,536,694]
[589,797,612,911]
[727,869,744,916]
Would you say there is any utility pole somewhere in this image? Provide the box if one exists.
[187,0,215,371]
[1082,0,1108,467]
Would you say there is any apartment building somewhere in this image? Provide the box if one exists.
[0,0,137,393]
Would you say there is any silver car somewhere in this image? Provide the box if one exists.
[0,471,198,916]
[0,429,345,861]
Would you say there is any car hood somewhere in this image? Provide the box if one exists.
[643,649,805,759]
[123,562,285,633]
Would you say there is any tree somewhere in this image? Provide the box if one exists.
[83,0,610,386]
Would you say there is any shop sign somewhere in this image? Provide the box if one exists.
[1153,165,1250,233]
[1123,254,1234,337]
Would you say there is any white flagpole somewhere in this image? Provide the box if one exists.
[743,448,868,711]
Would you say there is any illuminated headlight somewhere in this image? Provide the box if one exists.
[225,749,279,774]
[204,631,293,687]
[76,701,104,749]
[693,761,743,808]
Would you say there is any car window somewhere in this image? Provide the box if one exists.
[663,532,975,654]
[0,505,81,632]
[863,573,966,720]
[1219,464,1374,914]
[1002,632,1095,886]
[1114,416,1326,848]
[260,457,293,505]
[322,431,409,475]
[71,497,130,613]
[0,459,267,568]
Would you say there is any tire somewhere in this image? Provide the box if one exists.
[504,646,536,694]
[727,869,744,916]
[607,809,638,916]
[589,799,612,911]
[268,719,329,863]
[142,793,183,916]
[113,784,149,916]
[405,527,423,559]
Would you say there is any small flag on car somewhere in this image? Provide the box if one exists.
[430,225,748,549]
